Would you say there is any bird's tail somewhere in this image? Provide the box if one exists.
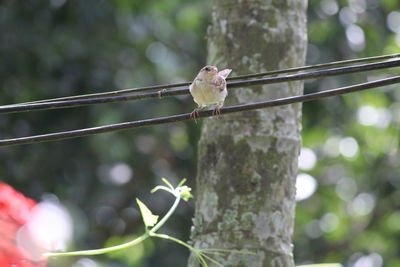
[218,69,232,78]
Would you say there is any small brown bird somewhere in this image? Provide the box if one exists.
[189,65,232,119]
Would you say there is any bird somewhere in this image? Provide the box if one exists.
[189,65,232,119]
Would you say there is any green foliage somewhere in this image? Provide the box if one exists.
[0,1,205,266]
[297,1,400,266]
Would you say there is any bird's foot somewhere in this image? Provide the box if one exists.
[190,109,200,122]
[213,106,222,119]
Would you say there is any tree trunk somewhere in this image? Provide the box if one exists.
[188,0,307,266]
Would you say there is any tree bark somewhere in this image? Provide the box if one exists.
[188,0,307,266]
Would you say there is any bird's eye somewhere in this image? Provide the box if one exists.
[204,67,210,71]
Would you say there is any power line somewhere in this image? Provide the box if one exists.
[1,59,400,115]
[228,53,400,80]
[6,53,400,106]
[1,75,399,147]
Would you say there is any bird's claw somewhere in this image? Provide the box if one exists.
[190,109,200,122]
[213,106,222,119]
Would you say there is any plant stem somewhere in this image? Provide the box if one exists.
[45,188,182,257]
[44,233,149,257]
[150,233,195,251]
[149,192,181,233]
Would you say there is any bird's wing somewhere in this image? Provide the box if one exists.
[218,69,232,78]
[213,75,226,92]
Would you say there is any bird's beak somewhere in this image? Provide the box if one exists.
[210,66,218,74]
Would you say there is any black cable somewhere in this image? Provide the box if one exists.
[1,75,399,147]
[1,59,400,115]
[228,53,400,80]
[7,53,400,106]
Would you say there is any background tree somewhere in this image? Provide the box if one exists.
[188,0,307,266]
[0,0,399,266]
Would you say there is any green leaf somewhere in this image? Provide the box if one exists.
[136,198,159,228]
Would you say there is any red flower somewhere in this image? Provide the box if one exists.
[0,183,47,267]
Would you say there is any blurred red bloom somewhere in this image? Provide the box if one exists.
[0,182,47,267]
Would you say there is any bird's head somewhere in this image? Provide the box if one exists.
[199,65,218,80]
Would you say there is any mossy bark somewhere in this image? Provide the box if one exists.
[188,0,307,266]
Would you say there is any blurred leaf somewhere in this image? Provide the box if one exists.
[136,198,159,228]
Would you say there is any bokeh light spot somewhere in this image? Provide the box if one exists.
[357,106,392,128]
[17,200,73,259]
[72,258,99,267]
[320,0,339,16]
[298,148,317,170]
[348,0,366,14]
[146,42,167,64]
[109,163,133,185]
[305,220,322,238]
[357,106,378,126]
[346,24,365,51]
[324,136,341,157]
[336,177,358,201]
[339,137,359,159]
[296,173,318,201]
[353,253,383,267]
[348,193,376,217]
[387,11,400,33]
[339,7,357,26]
[320,213,339,232]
